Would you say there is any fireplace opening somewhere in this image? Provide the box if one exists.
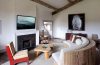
[17,34,36,51]
[23,40,30,49]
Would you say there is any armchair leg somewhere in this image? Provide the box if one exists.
[15,64,17,65]
[10,62,14,65]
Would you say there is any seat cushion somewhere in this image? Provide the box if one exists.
[52,52,60,64]
[13,50,28,60]
[63,40,76,47]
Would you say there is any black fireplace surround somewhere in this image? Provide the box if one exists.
[17,34,36,51]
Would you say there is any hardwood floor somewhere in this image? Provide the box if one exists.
[0,52,8,65]
[0,47,100,65]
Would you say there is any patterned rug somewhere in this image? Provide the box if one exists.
[1,40,66,65]
[1,40,100,65]
[2,53,56,65]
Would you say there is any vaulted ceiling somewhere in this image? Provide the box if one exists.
[31,0,83,15]
[41,0,69,9]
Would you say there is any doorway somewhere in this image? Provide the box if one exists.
[43,20,53,39]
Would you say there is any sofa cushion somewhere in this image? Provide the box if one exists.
[81,37,89,44]
[13,50,28,60]
[75,39,82,45]
[63,37,89,52]
[63,40,78,47]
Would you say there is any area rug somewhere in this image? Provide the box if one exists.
[2,52,57,65]
[1,41,65,65]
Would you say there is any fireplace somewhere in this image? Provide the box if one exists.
[17,34,36,51]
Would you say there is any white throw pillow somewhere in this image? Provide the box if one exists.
[75,39,82,45]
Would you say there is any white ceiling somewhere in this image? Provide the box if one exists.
[41,0,69,8]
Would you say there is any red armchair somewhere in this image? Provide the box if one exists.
[6,42,29,65]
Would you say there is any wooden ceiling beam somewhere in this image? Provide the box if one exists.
[52,0,83,15]
[68,0,82,3]
[31,0,58,10]
[68,0,76,3]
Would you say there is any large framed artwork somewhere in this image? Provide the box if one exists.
[68,13,85,31]
[17,15,36,30]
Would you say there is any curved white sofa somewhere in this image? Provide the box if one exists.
[63,36,89,51]
[52,36,93,65]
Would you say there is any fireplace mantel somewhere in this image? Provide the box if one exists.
[16,29,36,36]
[15,30,39,50]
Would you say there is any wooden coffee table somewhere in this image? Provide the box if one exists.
[34,44,53,60]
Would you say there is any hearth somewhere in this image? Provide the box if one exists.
[17,34,36,51]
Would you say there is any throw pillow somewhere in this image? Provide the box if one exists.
[69,34,73,40]
[73,35,82,43]
[70,35,76,43]
[75,39,82,45]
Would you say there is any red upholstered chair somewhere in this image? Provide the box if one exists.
[6,42,29,65]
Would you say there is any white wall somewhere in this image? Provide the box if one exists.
[0,0,53,51]
[53,0,100,39]
[15,0,38,50]
[0,0,15,50]
[36,4,53,30]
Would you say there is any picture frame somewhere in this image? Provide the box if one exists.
[68,13,85,31]
[17,15,36,30]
